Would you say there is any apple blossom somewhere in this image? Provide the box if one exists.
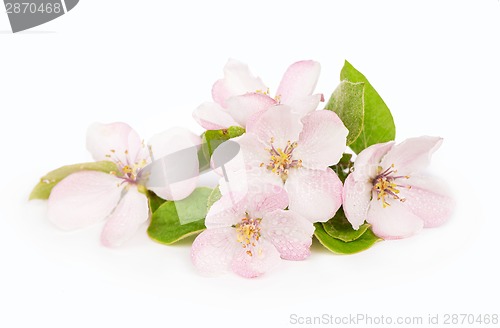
[192,59,324,129]
[216,105,348,223]
[191,185,314,278]
[47,122,200,247]
[343,136,454,239]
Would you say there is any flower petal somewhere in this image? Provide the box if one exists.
[246,105,303,147]
[218,167,283,199]
[192,102,239,130]
[353,141,394,182]
[247,185,289,219]
[380,136,443,176]
[285,93,324,116]
[295,110,348,169]
[367,198,424,240]
[225,93,277,127]
[231,239,280,278]
[276,60,321,104]
[343,173,372,230]
[285,168,343,222]
[146,127,200,201]
[400,175,454,228]
[212,59,267,107]
[261,209,314,261]
[100,186,149,247]
[205,193,248,229]
[191,228,239,276]
[47,171,123,230]
[86,122,143,164]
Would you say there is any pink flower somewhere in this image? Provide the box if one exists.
[191,186,314,278]
[192,59,324,130]
[217,105,348,223]
[47,122,200,247]
[343,136,454,239]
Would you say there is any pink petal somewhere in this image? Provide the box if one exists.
[285,93,324,116]
[343,174,373,230]
[261,209,314,261]
[353,141,394,182]
[191,228,239,276]
[192,102,239,130]
[247,185,289,219]
[47,171,123,230]
[100,186,149,247]
[400,175,454,228]
[146,127,200,201]
[212,59,267,108]
[205,193,248,229]
[285,168,343,222]
[367,198,424,240]
[218,167,283,200]
[246,105,303,147]
[295,110,348,170]
[237,133,270,169]
[276,60,321,105]
[380,136,443,177]
[231,239,280,278]
[86,122,144,164]
[225,93,277,127]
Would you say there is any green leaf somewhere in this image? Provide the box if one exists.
[326,80,365,146]
[322,208,371,242]
[314,223,382,255]
[148,191,166,214]
[29,161,119,200]
[147,187,212,245]
[340,60,396,154]
[201,126,245,159]
[207,186,222,211]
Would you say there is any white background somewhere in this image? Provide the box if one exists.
[1,1,499,327]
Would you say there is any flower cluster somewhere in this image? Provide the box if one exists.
[31,59,454,278]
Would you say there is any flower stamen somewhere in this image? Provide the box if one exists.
[234,215,262,257]
[262,139,302,181]
[372,164,410,208]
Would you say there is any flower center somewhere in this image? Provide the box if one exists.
[262,138,302,181]
[234,215,262,257]
[105,148,148,183]
[372,164,411,208]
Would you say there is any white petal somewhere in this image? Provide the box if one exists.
[380,136,443,176]
[100,186,149,247]
[205,193,248,229]
[246,185,289,219]
[146,127,200,201]
[191,228,239,276]
[285,168,343,222]
[212,59,267,107]
[48,171,123,230]
[367,198,424,240]
[343,174,372,230]
[285,93,324,116]
[276,60,321,104]
[261,209,314,260]
[295,110,348,170]
[353,141,394,182]
[246,105,303,147]
[231,239,280,278]
[86,122,144,165]
[192,102,239,130]
[225,93,277,127]
[399,175,454,228]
